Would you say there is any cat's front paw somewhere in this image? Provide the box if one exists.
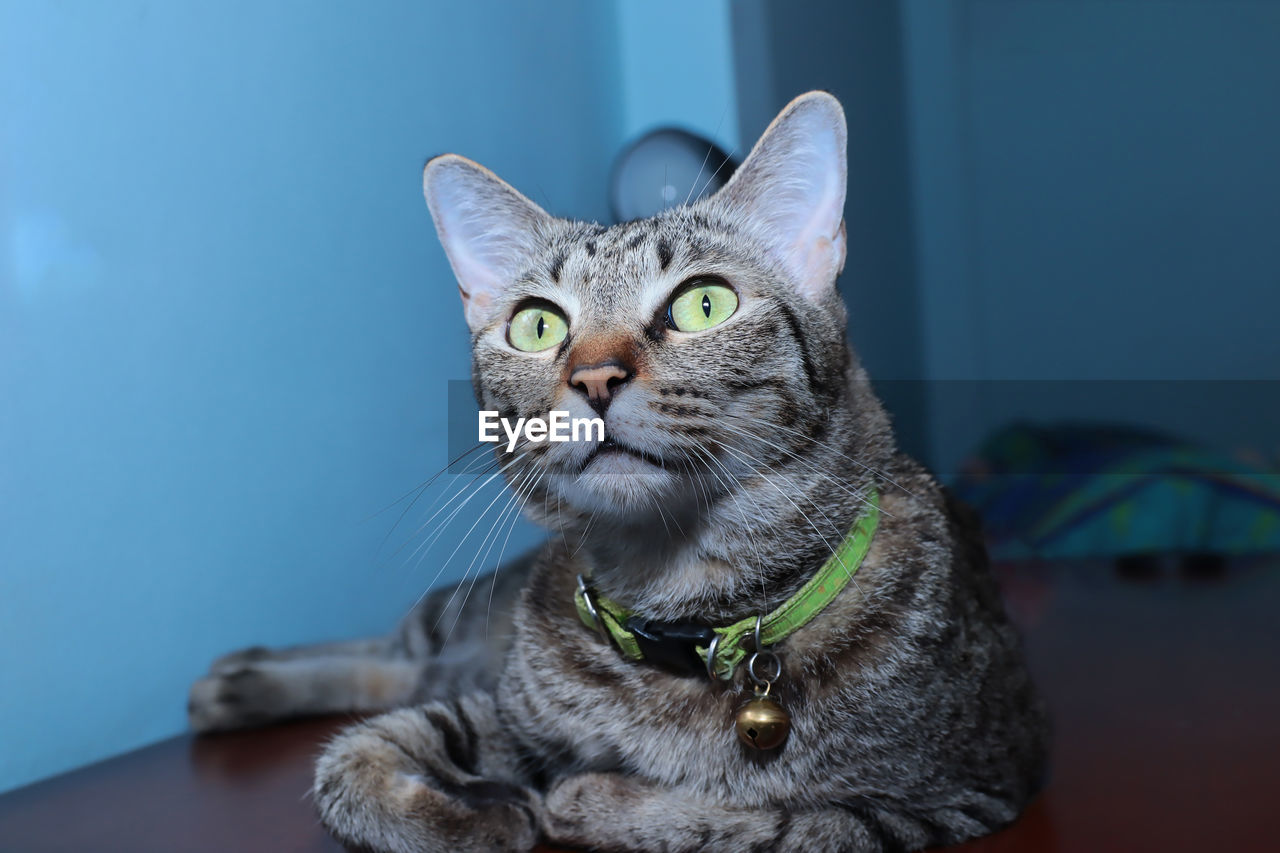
[315,715,543,853]
[544,772,637,845]
[187,666,284,732]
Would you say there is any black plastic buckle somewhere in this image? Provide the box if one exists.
[623,617,717,678]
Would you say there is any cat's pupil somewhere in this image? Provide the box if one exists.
[701,294,711,317]
[536,315,545,338]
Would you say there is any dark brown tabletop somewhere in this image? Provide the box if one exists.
[2,557,1277,852]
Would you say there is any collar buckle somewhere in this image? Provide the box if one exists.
[622,616,716,678]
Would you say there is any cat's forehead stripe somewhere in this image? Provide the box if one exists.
[515,209,752,311]
[657,238,673,270]
[548,251,567,283]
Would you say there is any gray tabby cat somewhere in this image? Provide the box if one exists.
[189,92,1047,852]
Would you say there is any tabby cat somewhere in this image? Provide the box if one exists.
[189,92,1048,852]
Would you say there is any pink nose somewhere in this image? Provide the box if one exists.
[569,360,632,409]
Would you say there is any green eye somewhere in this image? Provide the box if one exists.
[508,304,569,352]
[668,280,738,332]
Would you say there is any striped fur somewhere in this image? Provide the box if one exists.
[190,93,1048,851]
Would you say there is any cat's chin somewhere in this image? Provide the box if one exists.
[552,451,682,513]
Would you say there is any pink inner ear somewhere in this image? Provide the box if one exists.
[448,244,506,330]
[424,156,550,331]
[792,234,843,301]
[432,214,501,325]
[710,94,848,301]
[760,161,846,299]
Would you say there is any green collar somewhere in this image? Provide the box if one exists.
[574,488,880,680]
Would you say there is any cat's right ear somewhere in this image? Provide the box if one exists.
[423,155,551,330]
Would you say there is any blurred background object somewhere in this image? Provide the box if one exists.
[3,0,1278,794]
[609,128,736,222]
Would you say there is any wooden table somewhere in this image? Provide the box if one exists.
[2,558,1277,852]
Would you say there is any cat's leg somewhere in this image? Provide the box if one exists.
[544,772,1013,853]
[207,636,392,673]
[188,648,419,732]
[189,550,538,732]
[189,632,502,733]
[314,694,542,853]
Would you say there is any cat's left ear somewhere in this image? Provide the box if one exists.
[424,154,552,330]
[708,91,847,302]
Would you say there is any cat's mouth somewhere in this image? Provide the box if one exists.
[579,437,668,472]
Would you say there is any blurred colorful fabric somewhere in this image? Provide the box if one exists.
[952,423,1280,559]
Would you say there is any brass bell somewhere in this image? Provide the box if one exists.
[735,694,791,750]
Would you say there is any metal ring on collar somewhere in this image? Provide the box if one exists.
[704,632,722,681]
[747,650,782,686]
[577,574,608,642]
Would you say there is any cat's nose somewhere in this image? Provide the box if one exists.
[569,360,632,413]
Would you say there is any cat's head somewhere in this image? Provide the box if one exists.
[424,92,858,524]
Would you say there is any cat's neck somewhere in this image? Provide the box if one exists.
[565,375,894,624]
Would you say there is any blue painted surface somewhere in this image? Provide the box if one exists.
[902,0,1280,473]
[0,0,623,793]
[616,0,740,153]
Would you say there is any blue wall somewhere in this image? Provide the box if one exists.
[0,0,624,793]
[901,0,1280,473]
[616,0,740,152]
